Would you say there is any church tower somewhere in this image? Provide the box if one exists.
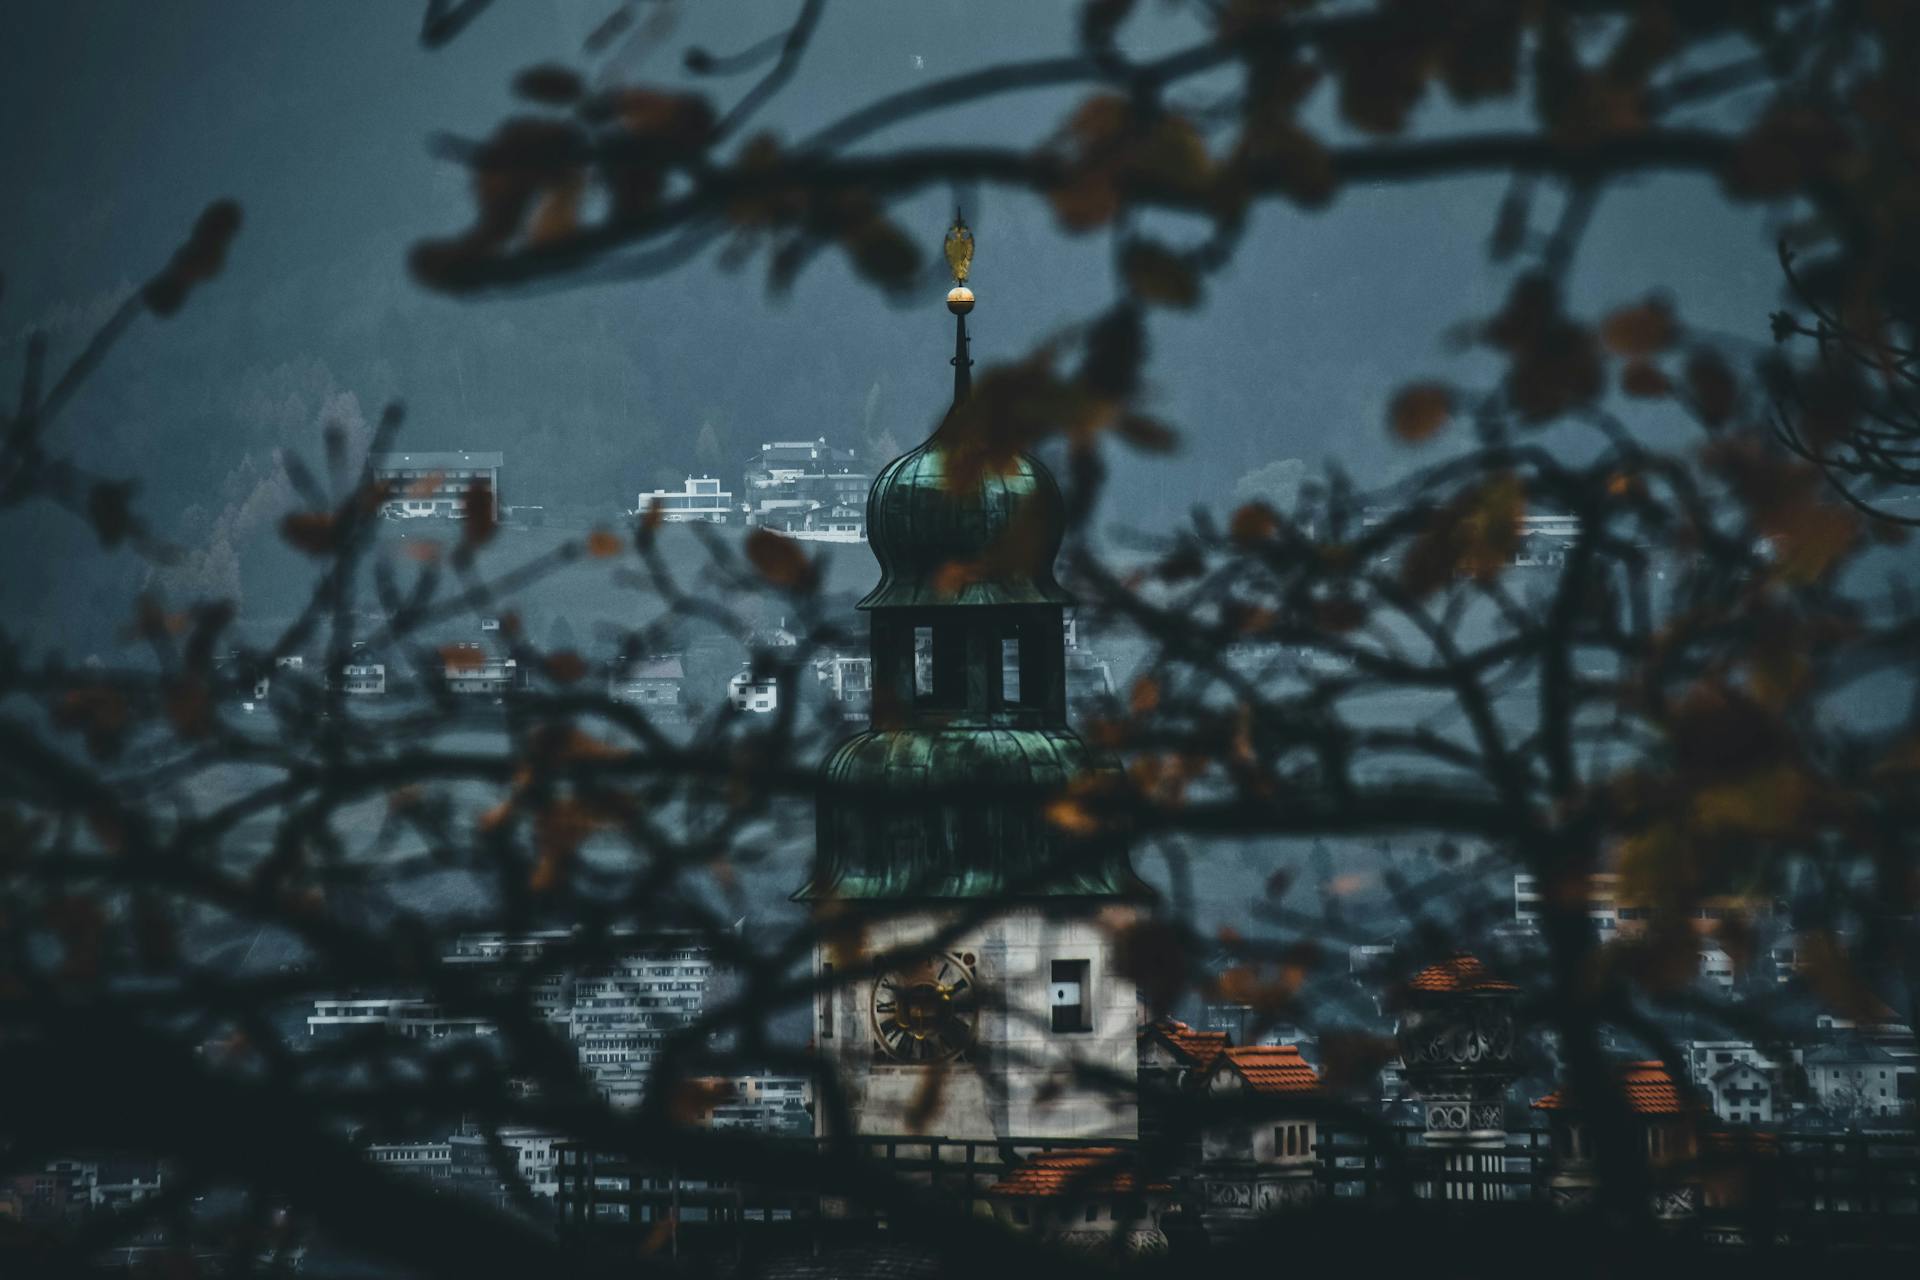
[799,217,1147,1142]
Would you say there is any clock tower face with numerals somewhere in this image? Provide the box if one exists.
[870,952,977,1063]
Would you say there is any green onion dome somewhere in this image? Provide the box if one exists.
[860,435,1072,611]
[799,727,1144,901]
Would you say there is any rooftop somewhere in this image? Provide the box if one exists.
[1144,1017,1231,1072]
[1408,952,1519,995]
[1533,1060,1692,1115]
[984,1148,1170,1200]
[1217,1044,1321,1096]
[370,451,504,469]
[1804,1040,1902,1066]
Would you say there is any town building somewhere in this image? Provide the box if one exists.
[685,1074,812,1135]
[811,652,872,721]
[1196,1045,1322,1228]
[442,642,519,696]
[1684,1039,1789,1125]
[308,930,716,1111]
[1511,872,1773,984]
[741,438,869,538]
[1803,1041,1915,1118]
[450,1129,563,1200]
[365,1141,453,1182]
[610,654,685,719]
[372,450,504,520]
[1706,1060,1777,1125]
[637,475,732,523]
[1137,1017,1231,1153]
[727,667,779,714]
[1533,1059,1703,1218]
[984,1148,1172,1252]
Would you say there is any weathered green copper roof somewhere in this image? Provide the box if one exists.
[798,727,1145,901]
[858,437,1071,610]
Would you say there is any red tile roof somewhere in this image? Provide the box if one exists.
[1533,1060,1692,1115]
[985,1148,1170,1199]
[1218,1044,1321,1096]
[1408,952,1518,994]
[1145,1017,1231,1071]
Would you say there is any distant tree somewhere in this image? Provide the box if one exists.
[693,418,724,475]
[1232,458,1305,514]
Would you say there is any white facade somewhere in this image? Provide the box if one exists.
[728,669,778,714]
[1805,1043,1914,1117]
[309,931,715,1111]
[637,475,731,523]
[373,451,503,520]
[366,1142,452,1180]
[443,644,518,695]
[814,906,1141,1141]
[1706,1061,1775,1125]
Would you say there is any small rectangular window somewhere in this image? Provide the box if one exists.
[914,627,934,698]
[1084,1204,1098,1223]
[1050,959,1090,1033]
[1002,636,1021,704]
[821,962,834,1039]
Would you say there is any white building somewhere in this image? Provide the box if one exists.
[1705,1061,1776,1125]
[309,931,717,1112]
[366,1141,452,1181]
[689,1073,812,1134]
[636,475,731,523]
[728,668,779,714]
[811,653,871,708]
[449,1128,563,1198]
[1805,1042,1915,1118]
[610,655,685,718]
[443,642,518,696]
[372,451,504,520]
[741,438,869,537]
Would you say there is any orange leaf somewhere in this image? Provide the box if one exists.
[1121,241,1200,307]
[1620,360,1671,397]
[1044,796,1100,836]
[586,527,622,558]
[461,479,498,548]
[1601,298,1677,357]
[1685,349,1738,426]
[1388,382,1453,443]
[281,512,337,556]
[1228,502,1279,546]
[745,528,817,591]
[544,651,589,684]
[1129,676,1160,715]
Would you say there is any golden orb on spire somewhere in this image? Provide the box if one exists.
[944,211,976,314]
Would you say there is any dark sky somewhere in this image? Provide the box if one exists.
[2,1,1786,650]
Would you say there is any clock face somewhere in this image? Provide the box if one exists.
[871,952,978,1063]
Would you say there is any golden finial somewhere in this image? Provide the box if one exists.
[944,210,975,314]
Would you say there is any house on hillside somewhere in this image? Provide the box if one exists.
[372,451,503,520]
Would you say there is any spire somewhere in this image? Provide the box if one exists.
[952,310,971,404]
[944,211,976,407]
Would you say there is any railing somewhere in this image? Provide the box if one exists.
[550,1124,1920,1252]
[554,1133,1131,1238]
